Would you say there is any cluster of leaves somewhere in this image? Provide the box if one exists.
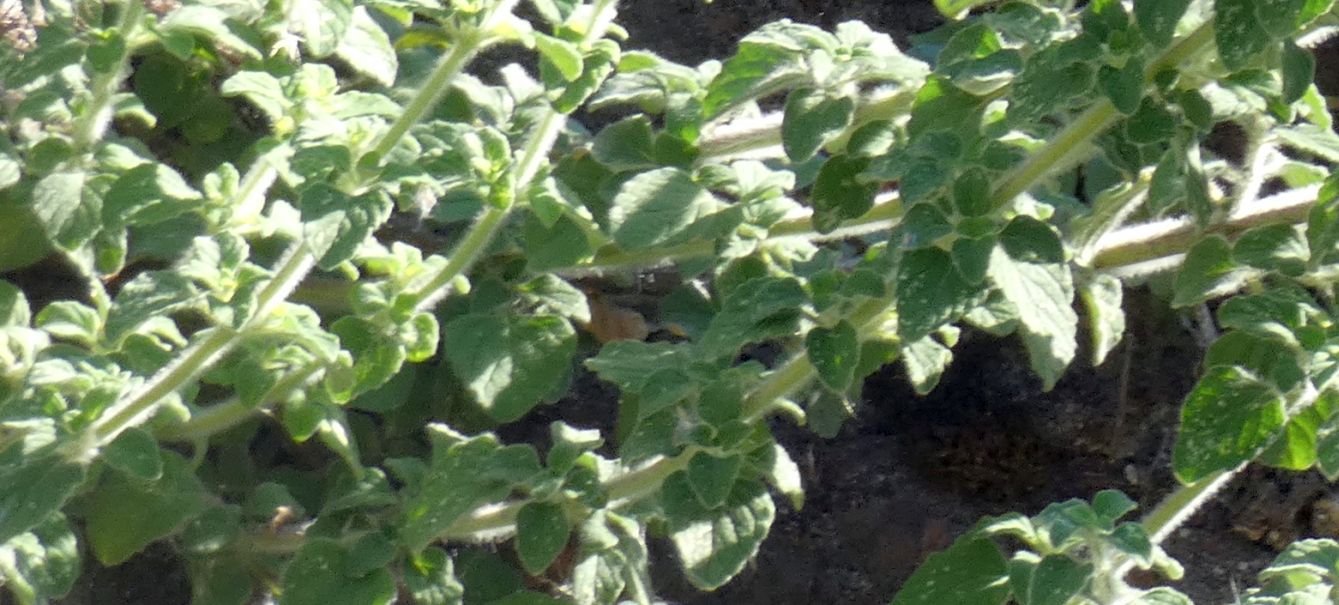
[5,0,1339,603]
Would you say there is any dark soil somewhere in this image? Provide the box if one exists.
[23,2,1339,605]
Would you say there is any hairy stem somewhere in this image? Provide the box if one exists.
[404,0,621,311]
[71,0,144,151]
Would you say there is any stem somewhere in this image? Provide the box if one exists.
[156,362,324,442]
[368,30,490,161]
[1139,468,1237,544]
[89,246,315,447]
[71,0,143,151]
[404,0,620,312]
[1091,185,1321,272]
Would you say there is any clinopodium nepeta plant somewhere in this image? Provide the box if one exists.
[5,0,1339,602]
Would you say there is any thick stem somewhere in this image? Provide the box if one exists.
[155,362,324,442]
[368,31,490,161]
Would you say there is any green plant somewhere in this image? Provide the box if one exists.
[2,0,1339,602]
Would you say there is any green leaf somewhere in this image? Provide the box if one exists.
[989,218,1077,390]
[1173,366,1286,482]
[586,341,690,392]
[703,34,807,120]
[1124,97,1176,144]
[1134,0,1192,47]
[535,33,584,82]
[84,452,206,565]
[902,335,952,395]
[515,502,571,575]
[288,0,353,57]
[0,513,80,604]
[1282,40,1315,104]
[0,281,29,328]
[160,7,262,59]
[699,277,807,359]
[592,116,657,171]
[403,548,464,605]
[663,475,775,590]
[103,163,201,227]
[101,428,162,481]
[806,320,860,391]
[443,313,576,422]
[897,247,979,342]
[1080,275,1125,366]
[32,170,99,251]
[280,538,396,605]
[811,154,877,233]
[221,71,288,123]
[1007,46,1094,124]
[1098,57,1145,115]
[0,450,85,546]
[1173,236,1242,308]
[759,443,804,510]
[571,511,650,605]
[105,271,200,343]
[35,301,99,346]
[300,184,393,270]
[1016,555,1091,605]
[523,213,593,271]
[686,453,743,509]
[609,168,721,250]
[400,431,526,551]
[1215,0,1274,71]
[1233,224,1309,276]
[335,7,398,87]
[518,275,590,324]
[782,88,855,162]
[890,536,1009,605]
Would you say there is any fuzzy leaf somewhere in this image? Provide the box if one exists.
[782,88,855,162]
[443,314,576,422]
[891,536,1009,605]
[609,168,721,250]
[663,475,775,590]
[280,538,396,605]
[1173,366,1285,482]
[84,452,206,565]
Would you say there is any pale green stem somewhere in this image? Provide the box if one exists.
[155,362,324,442]
[71,0,144,151]
[88,245,315,448]
[405,0,621,312]
[368,30,490,161]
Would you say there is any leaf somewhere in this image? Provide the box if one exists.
[989,218,1077,390]
[0,281,29,328]
[221,71,288,123]
[699,277,807,359]
[403,548,464,605]
[1173,236,1242,308]
[585,341,690,392]
[442,313,576,422]
[760,443,804,510]
[335,7,398,87]
[782,88,855,162]
[84,452,206,565]
[702,35,807,120]
[1007,46,1094,124]
[535,33,584,82]
[1098,57,1145,115]
[811,154,877,233]
[1134,0,1193,47]
[32,170,99,251]
[280,538,396,605]
[1080,275,1125,366]
[663,475,775,590]
[103,163,201,227]
[1282,40,1315,104]
[686,453,743,509]
[1016,555,1091,605]
[101,428,163,481]
[35,301,99,346]
[399,431,526,551]
[1233,224,1309,276]
[0,513,80,604]
[571,511,650,605]
[300,184,393,270]
[591,116,657,171]
[1173,366,1285,482]
[0,450,86,545]
[288,0,353,57]
[890,536,1009,605]
[160,7,262,59]
[515,502,571,575]
[897,248,980,342]
[806,320,860,391]
[609,168,721,250]
[104,271,200,343]
[902,335,952,395]
[1215,0,1274,71]
[1130,588,1193,604]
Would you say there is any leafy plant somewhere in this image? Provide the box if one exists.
[3,0,1339,603]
